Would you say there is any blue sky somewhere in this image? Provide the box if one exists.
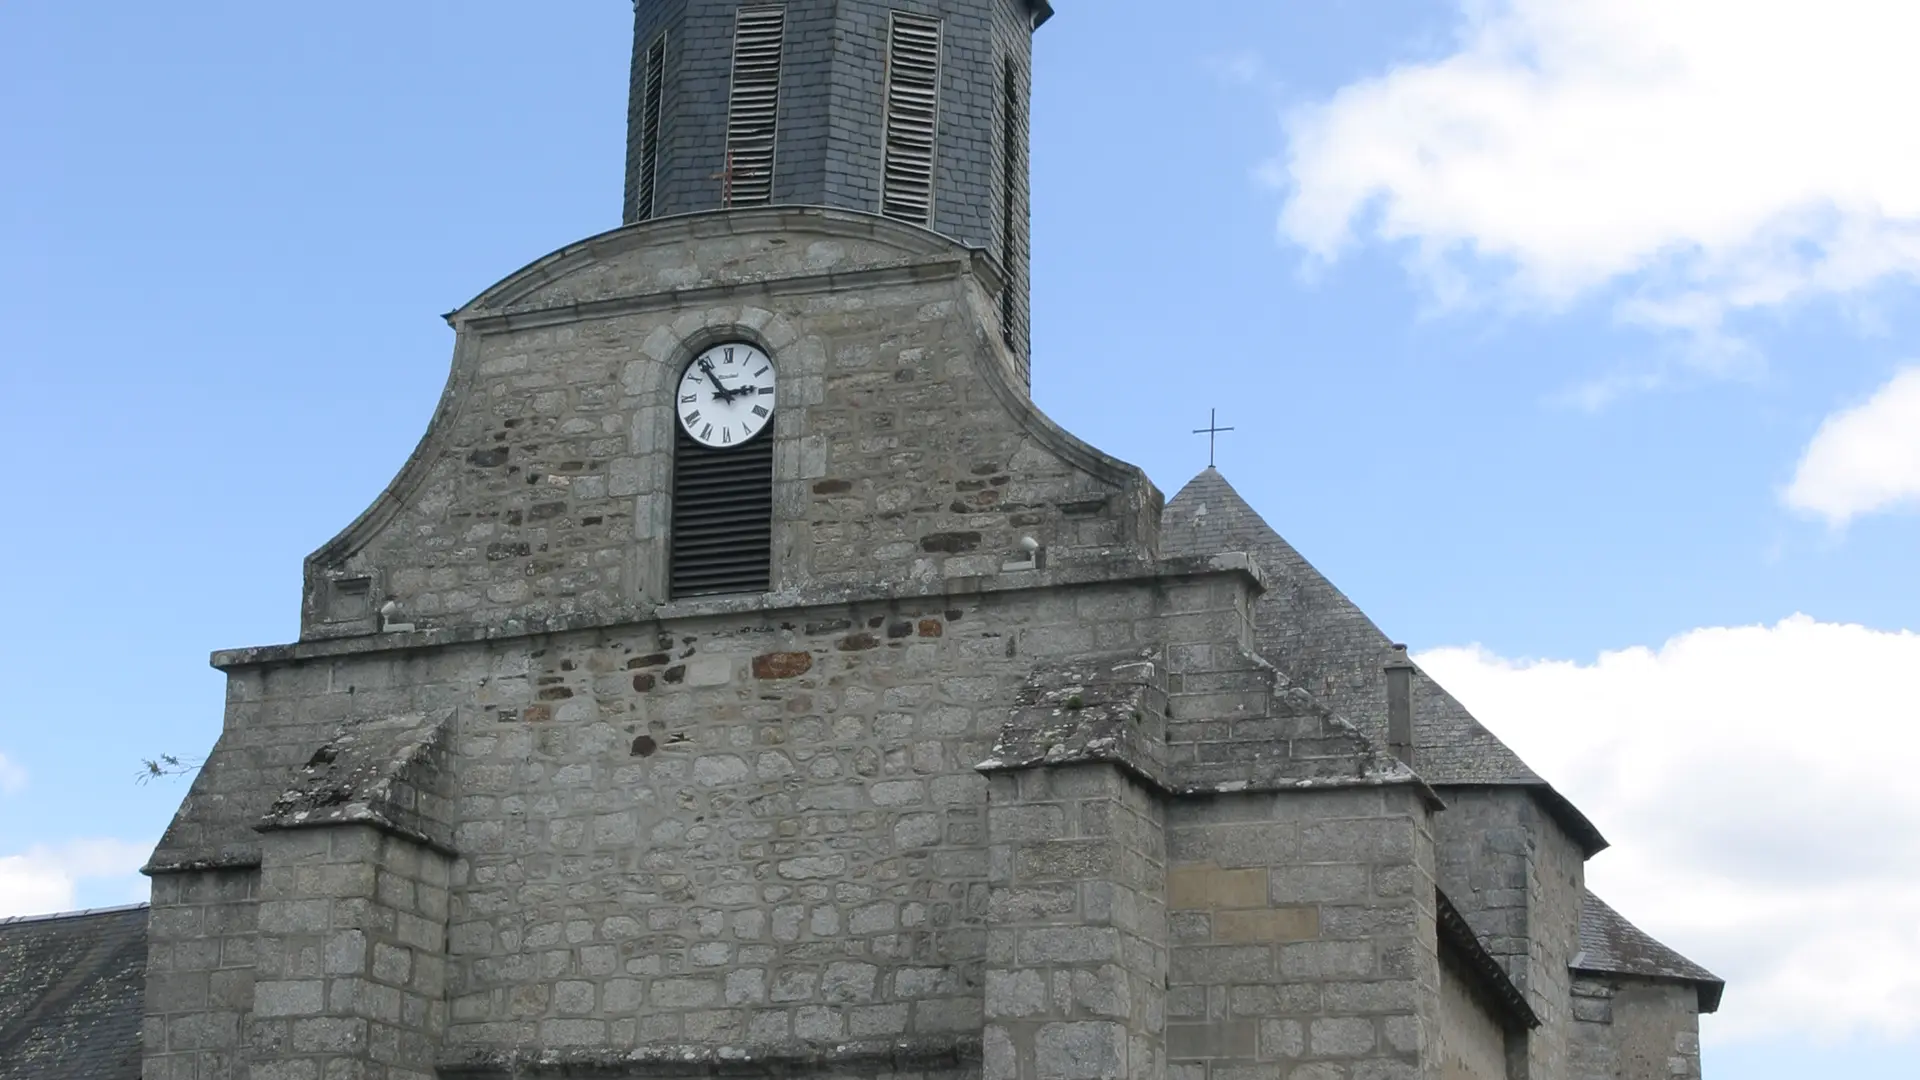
[3,2,1917,1076]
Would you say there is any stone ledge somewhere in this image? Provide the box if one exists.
[214,553,1264,671]
[436,1035,980,1078]
[141,850,263,876]
[1166,771,1444,804]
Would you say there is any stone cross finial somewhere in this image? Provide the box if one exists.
[1192,408,1234,468]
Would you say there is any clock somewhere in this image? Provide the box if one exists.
[675,342,777,448]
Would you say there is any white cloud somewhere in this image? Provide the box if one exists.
[1275,0,1920,352]
[0,752,24,794]
[1417,615,1920,1042]
[0,840,150,918]
[1784,366,1920,526]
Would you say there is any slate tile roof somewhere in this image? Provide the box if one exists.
[1575,892,1724,1013]
[0,904,146,1080]
[1161,467,1607,853]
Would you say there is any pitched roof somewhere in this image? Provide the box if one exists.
[0,904,147,1080]
[1574,892,1723,1013]
[1161,467,1606,853]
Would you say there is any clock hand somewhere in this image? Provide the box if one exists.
[698,358,736,400]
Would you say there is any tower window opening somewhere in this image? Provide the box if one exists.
[724,5,786,207]
[881,13,943,226]
[669,343,777,598]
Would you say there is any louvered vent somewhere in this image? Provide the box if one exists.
[670,430,773,598]
[634,32,668,220]
[1000,58,1022,344]
[723,5,786,207]
[881,14,942,225]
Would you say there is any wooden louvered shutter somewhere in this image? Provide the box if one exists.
[635,33,667,220]
[670,430,773,598]
[724,5,785,207]
[881,14,942,226]
[1000,58,1022,345]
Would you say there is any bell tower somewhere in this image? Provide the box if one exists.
[621,0,1051,380]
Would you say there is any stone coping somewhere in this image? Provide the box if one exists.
[253,709,453,852]
[976,649,1447,805]
[213,553,1265,671]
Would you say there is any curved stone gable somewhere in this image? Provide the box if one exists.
[299,208,1155,643]
[463,208,976,319]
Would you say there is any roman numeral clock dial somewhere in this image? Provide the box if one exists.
[676,342,777,448]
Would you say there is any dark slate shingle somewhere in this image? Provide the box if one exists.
[1575,892,1724,1013]
[0,904,147,1080]
[1161,466,1607,854]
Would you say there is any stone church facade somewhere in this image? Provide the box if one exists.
[118,4,1722,1080]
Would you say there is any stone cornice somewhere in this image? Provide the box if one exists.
[216,554,1266,671]
[454,251,992,334]
[454,206,980,320]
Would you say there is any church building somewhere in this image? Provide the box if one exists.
[1,4,1722,1079]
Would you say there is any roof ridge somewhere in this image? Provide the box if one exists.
[0,903,149,927]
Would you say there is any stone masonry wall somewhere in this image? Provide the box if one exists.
[984,764,1168,1080]
[1164,787,1441,1080]
[438,579,1189,1057]
[301,212,1148,641]
[1569,976,1702,1080]
[249,826,452,1080]
[1435,960,1506,1080]
[157,565,1255,1073]
[1521,807,1583,1080]
[1432,787,1584,1079]
[143,868,259,1080]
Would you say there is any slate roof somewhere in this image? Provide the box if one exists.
[1161,467,1606,854]
[0,904,146,1080]
[1574,893,1724,1013]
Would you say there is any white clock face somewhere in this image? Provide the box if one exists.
[675,342,777,448]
